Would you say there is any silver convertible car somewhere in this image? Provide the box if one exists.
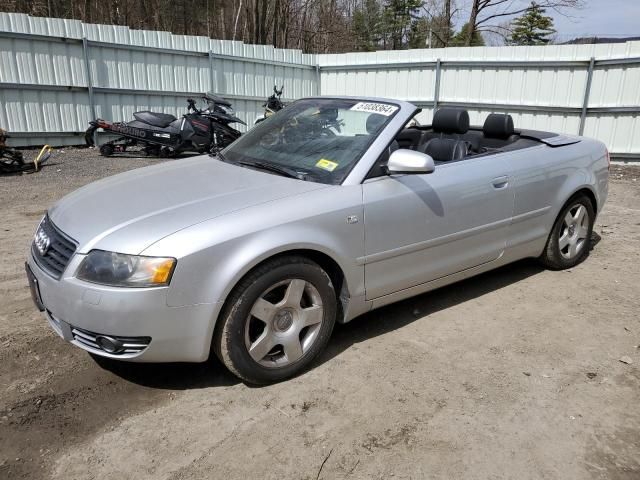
[26,97,609,384]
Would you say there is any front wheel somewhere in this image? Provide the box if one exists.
[540,193,595,270]
[213,256,337,384]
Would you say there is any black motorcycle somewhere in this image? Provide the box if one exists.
[86,93,245,157]
[255,85,285,124]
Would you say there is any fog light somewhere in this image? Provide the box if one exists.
[96,335,124,353]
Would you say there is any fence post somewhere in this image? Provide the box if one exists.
[579,57,595,136]
[82,37,96,144]
[433,58,442,111]
[315,64,321,96]
[208,50,215,92]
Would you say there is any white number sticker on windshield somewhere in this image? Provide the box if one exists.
[349,102,399,117]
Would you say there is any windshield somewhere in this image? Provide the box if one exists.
[221,98,399,184]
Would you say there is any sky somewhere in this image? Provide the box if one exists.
[454,0,640,40]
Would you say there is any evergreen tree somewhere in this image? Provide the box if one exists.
[408,16,429,49]
[382,0,422,50]
[353,0,383,52]
[509,2,556,45]
[451,22,485,46]
[430,14,456,48]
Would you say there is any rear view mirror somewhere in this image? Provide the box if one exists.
[386,149,435,175]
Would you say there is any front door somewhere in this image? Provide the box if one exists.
[362,154,514,299]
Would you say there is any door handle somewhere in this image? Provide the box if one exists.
[492,176,509,189]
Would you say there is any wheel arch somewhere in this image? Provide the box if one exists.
[546,185,598,236]
[218,247,351,324]
[572,186,598,213]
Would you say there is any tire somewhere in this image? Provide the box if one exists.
[99,144,114,157]
[213,256,337,384]
[159,147,175,158]
[540,193,595,270]
[143,145,160,157]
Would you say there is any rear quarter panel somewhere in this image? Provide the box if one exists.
[503,137,608,259]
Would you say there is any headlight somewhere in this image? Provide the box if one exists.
[76,250,176,287]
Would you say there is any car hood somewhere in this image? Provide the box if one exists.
[49,156,328,254]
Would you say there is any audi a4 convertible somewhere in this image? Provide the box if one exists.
[26,97,609,384]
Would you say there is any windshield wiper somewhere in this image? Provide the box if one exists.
[236,160,307,180]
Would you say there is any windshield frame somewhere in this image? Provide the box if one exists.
[221,97,415,185]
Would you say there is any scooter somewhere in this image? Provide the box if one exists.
[85,93,245,157]
[0,129,52,175]
[255,85,285,125]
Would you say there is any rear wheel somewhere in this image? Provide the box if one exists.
[159,147,175,158]
[540,193,595,270]
[99,144,114,157]
[214,256,337,384]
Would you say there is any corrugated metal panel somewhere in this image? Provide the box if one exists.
[0,12,317,147]
[2,12,640,156]
[318,42,640,156]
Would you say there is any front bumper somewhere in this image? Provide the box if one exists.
[27,253,222,362]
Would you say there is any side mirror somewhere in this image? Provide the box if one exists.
[386,149,435,175]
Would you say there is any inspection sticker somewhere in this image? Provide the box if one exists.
[316,159,339,172]
[350,102,398,116]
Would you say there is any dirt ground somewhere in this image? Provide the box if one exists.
[0,149,639,480]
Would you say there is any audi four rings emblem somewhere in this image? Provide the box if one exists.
[34,226,51,256]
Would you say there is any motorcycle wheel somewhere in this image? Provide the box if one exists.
[144,145,160,157]
[159,147,175,158]
[99,144,115,157]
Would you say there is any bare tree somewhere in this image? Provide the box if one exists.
[464,0,582,46]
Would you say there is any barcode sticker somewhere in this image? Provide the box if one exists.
[349,102,398,116]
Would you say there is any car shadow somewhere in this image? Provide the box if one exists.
[319,259,545,365]
[92,256,584,389]
[90,355,240,390]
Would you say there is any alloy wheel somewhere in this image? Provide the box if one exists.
[558,204,590,260]
[244,278,324,368]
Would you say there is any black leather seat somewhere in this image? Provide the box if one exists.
[133,111,177,128]
[205,93,232,107]
[421,137,469,162]
[366,114,387,134]
[419,108,471,162]
[429,108,470,136]
[484,113,514,138]
[481,113,517,148]
[396,128,426,150]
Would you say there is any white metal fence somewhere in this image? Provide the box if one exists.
[0,12,317,147]
[1,12,640,159]
[319,44,640,160]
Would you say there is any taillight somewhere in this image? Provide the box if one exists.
[605,148,611,171]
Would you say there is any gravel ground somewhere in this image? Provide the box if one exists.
[1,148,639,480]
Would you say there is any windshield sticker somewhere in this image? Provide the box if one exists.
[349,102,398,117]
[316,159,339,172]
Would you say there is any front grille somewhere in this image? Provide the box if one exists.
[71,326,151,355]
[31,215,77,279]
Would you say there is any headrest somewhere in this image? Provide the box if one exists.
[483,113,514,139]
[396,128,423,141]
[366,114,386,134]
[319,108,338,121]
[432,108,469,134]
